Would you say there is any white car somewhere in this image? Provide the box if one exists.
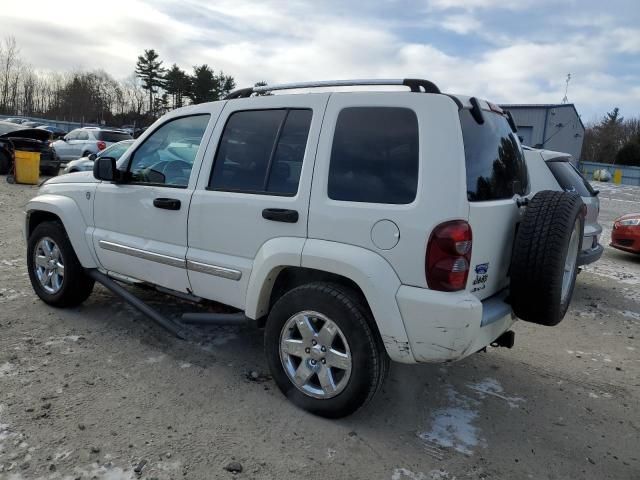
[523,147,603,265]
[25,79,584,417]
[63,139,135,173]
[52,127,132,162]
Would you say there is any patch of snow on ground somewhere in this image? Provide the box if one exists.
[0,362,15,377]
[392,468,455,480]
[419,387,484,455]
[466,378,525,408]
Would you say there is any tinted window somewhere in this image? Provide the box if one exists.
[128,115,210,187]
[460,110,528,201]
[209,109,312,195]
[547,160,595,197]
[328,107,419,204]
[97,131,133,142]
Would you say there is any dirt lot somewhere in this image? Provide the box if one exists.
[0,178,638,480]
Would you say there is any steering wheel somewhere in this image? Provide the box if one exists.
[161,160,192,185]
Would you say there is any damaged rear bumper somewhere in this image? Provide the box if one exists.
[396,286,515,363]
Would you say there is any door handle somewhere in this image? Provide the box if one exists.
[262,208,298,223]
[153,198,181,210]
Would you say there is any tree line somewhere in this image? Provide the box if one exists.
[582,108,640,166]
[0,37,242,127]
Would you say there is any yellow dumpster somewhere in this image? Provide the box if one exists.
[14,150,40,185]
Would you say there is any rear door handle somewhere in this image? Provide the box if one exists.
[262,208,298,223]
[153,198,181,210]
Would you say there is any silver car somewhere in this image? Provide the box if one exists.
[52,127,132,162]
[63,139,134,173]
[524,147,603,265]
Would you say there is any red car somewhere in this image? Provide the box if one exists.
[610,213,640,254]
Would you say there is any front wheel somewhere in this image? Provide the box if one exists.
[27,221,94,307]
[265,282,388,418]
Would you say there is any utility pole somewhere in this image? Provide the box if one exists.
[562,73,571,104]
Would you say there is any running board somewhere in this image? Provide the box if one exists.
[86,269,192,340]
[181,312,248,325]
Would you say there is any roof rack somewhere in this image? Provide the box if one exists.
[224,78,441,99]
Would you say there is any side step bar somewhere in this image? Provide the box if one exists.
[86,269,250,339]
[87,269,191,340]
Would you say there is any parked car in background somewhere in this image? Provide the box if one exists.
[610,213,640,254]
[5,117,27,124]
[51,127,132,161]
[37,125,67,139]
[0,121,60,176]
[21,121,45,128]
[63,139,134,173]
[523,147,603,265]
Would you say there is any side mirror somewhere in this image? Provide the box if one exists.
[88,153,97,161]
[93,157,121,182]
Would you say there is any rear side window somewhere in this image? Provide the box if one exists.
[76,131,89,141]
[460,110,528,201]
[209,109,312,195]
[97,131,133,142]
[547,160,595,197]
[328,107,419,204]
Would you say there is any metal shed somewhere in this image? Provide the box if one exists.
[500,104,585,161]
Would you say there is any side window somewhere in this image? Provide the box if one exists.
[209,109,312,195]
[66,131,78,141]
[76,131,89,141]
[128,115,210,187]
[328,107,419,204]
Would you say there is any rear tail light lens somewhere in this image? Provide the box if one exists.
[97,141,107,151]
[426,220,473,292]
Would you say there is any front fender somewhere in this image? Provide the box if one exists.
[25,194,98,268]
[301,239,415,364]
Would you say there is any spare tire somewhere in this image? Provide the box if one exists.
[510,190,584,326]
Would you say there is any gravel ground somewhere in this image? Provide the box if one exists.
[0,177,638,480]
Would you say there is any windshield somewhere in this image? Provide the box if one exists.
[98,140,134,160]
[460,109,528,201]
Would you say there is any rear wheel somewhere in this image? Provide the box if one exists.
[27,221,94,307]
[510,190,584,326]
[265,282,388,418]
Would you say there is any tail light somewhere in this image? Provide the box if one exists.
[426,220,472,292]
[97,141,107,151]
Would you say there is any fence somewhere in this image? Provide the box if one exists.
[579,161,640,186]
[0,114,99,131]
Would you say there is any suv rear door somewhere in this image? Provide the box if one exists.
[462,105,529,300]
[186,94,329,309]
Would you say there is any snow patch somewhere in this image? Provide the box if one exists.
[145,354,166,364]
[0,362,15,377]
[466,378,525,408]
[419,387,484,455]
[392,468,455,480]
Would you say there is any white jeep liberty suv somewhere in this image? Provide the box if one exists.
[25,79,584,418]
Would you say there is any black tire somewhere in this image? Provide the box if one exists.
[27,221,95,307]
[0,150,10,175]
[82,151,91,157]
[510,190,584,326]
[265,282,388,418]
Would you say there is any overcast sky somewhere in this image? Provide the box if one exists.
[2,0,639,122]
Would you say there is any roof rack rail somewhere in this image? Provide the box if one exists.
[224,78,441,99]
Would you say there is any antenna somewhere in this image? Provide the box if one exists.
[562,73,571,104]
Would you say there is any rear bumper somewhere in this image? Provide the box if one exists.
[396,286,515,363]
[578,243,604,265]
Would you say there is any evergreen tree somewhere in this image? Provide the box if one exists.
[164,64,190,108]
[187,65,235,104]
[135,49,165,115]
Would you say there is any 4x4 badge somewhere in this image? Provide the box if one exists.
[475,263,489,274]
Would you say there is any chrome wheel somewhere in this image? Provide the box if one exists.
[279,310,352,399]
[34,237,65,294]
[561,218,581,304]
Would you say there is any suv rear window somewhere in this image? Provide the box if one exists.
[96,131,133,142]
[546,160,595,197]
[460,109,528,201]
[328,107,419,204]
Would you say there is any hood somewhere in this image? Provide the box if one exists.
[44,170,98,185]
[0,125,51,142]
[615,213,640,222]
